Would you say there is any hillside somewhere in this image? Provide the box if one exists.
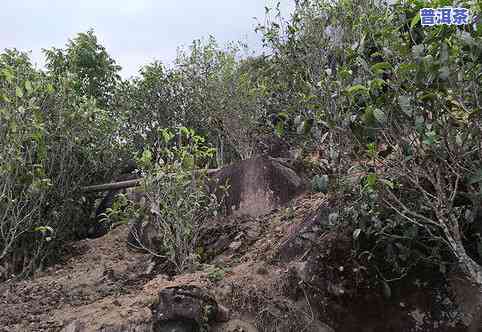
[1,1,481,331]
[1,184,479,331]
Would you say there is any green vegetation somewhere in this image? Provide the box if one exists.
[0,0,480,296]
[256,0,481,293]
[135,127,223,273]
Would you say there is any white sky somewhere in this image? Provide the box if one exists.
[0,0,295,78]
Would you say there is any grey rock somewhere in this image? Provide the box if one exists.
[152,285,222,332]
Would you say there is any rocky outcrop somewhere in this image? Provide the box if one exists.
[210,156,305,217]
[128,155,304,253]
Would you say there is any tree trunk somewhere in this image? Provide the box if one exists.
[216,133,224,168]
[453,242,482,332]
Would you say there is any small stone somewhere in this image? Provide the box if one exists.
[229,241,242,251]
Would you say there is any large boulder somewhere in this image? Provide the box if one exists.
[211,156,305,217]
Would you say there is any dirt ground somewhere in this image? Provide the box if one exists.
[0,192,476,331]
[0,192,321,332]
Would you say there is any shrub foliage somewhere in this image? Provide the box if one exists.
[0,1,481,290]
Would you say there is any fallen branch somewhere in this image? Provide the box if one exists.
[81,179,142,192]
[81,168,219,192]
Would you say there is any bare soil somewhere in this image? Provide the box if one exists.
[0,192,475,331]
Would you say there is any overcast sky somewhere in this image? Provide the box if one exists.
[1,0,295,78]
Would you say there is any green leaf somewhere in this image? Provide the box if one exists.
[141,149,152,165]
[366,173,377,188]
[277,112,288,121]
[398,63,417,75]
[362,107,376,125]
[381,179,395,189]
[370,78,386,90]
[346,84,369,96]
[25,80,33,95]
[161,129,174,143]
[15,86,24,98]
[1,68,14,82]
[410,13,421,28]
[371,62,391,74]
[274,121,284,137]
[367,143,377,157]
[46,83,55,94]
[9,121,17,133]
[182,155,194,169]
[34,226,54,234]
[180,126,190,137]
[419,93,436,101]
[373,108,387,124]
